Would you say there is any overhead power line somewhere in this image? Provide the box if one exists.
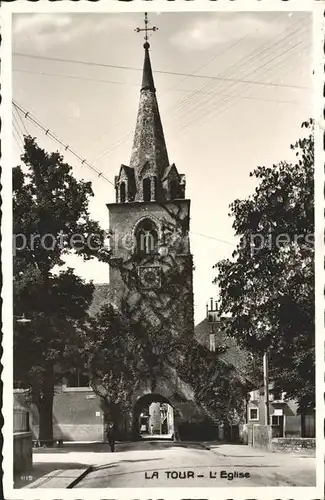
[14,103,29,135]
[12,100,235,247]
[12,121,24,153]
[12,100,115,186]
[169,15,311,136]
[175,33,310,138]
[12,68,299,106]
[90,25,277,164]
[91,13,310,163]
[13,52,309,90]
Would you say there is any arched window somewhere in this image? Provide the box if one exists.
[153,176,158,201]
[136,219,158,254]
[143,178,151,202]
[170,180,179,199]
[120,182,126,203]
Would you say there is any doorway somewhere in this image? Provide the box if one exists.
[132,393,174,439]
[271,415,284,437]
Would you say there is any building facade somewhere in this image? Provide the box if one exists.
[247,387,315,438]
[196,298,315,439]
[107,37,202,437]
[14,36,207,442]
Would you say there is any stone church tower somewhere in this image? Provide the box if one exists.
[107,30,199,436]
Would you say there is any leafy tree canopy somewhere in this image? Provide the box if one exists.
[177,339,247,424]
[13,137,110,441]
[214,120,314,411]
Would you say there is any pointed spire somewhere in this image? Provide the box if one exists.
[141,42,155,92]
[130,17,170,200]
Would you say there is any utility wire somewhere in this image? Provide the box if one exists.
[173,27,310,137]
[93,14,310,163]
[13,14,307,168]
[92,28,284,164]
[13,52,309,91]
[14,27,288,164]
[14,103,29,135]
[12,122,24,153]
[171,16,310,132]
[169,14,309,129]
[12,101,115,186]
[177,42,309,138]
[13,112,26,146]
[12,101,235,247]
[193,41,311,135]
[178,40,310,139]
[92,30,264,164]
[170,15,290,114]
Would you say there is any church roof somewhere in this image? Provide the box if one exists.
[129,43,169,179]
[117,164,135,183]
[161,164,180,182]
[141,42,155,91]
[120,164,134,176]
[194,316,252,384]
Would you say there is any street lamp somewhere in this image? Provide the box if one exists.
[15,314,31,324]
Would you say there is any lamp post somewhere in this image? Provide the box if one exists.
[263,351,270,426]
[15,314,31,324]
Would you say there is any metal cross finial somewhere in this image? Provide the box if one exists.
[135,12,158,44]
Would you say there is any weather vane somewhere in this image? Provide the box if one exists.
[135,12,158,46]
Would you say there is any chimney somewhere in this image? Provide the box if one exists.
[215,301,218,311]
[210,298,213,311]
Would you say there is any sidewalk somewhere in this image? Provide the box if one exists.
[202,442,316,459]
[14,442,115,489]
[15,439,204,488]
[15,440,315,488]
[202,442,271,455]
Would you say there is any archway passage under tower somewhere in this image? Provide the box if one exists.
[133,393,174,440]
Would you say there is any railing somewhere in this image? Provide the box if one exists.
[14,408,30,433]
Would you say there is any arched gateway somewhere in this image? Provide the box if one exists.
[132,393,174,439]
[107,22,204,440]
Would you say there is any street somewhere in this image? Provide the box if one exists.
[76,440,315,488]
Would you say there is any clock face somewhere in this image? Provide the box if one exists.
[138,266,161,289]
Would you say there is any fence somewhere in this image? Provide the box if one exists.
[14,408,30,433]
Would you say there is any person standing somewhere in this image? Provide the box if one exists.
[106,422,116,452]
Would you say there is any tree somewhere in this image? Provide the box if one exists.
[13,136,110,443]
[177,339,248,425]
[214,120,314,412]
[82,304,152,426]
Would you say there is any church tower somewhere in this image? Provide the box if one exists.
[107,16,195,429]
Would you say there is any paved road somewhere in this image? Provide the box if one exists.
[76,440,316,488]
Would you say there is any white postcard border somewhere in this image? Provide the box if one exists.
[1,1,324,500]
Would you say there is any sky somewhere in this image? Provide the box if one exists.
[12,11,313,324]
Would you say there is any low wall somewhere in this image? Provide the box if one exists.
[32,424,104,442]
[242,424,272,449]
[271,437,316,454]
[14,432,33,473]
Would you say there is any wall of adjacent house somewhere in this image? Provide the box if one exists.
[14,432,33,472]
[149,402,161,433]
[51,386,104,441]
[247,391,303,437]
[284,415,301,436]
[167,404,174,434]
[14,388,104,442]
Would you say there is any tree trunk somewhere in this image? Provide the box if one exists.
[37,381,54,446]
